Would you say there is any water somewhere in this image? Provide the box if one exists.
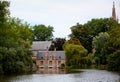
[0,69,119,82]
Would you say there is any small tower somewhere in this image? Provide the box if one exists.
[112,1,117,21]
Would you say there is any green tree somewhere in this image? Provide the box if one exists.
[69,23,92,53]
[33,24,54,41]
[104,26,120,55]
[63,40,88,68]
[49,38,66,51]
[107,50,120,71]
[69,18,118,55]
[0,0,10,47]
[0,0,10,26]
[8,17,33,42]
[101,25,120,71]
[67,38,81,45]
[92,32,110,64]
[84,18,118,36]
[0,1,33,74]
[85,53,94,66]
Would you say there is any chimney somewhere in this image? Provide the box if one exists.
[54,47,56,60]
[46,46,49,52]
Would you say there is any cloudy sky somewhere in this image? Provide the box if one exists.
[9,0,120,38]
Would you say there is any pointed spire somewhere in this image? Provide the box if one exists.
[113,1,115,8]
[112,1,117,21]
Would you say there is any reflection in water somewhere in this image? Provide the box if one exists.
[36,68,66,74]
[0,69,120,82]
[73,69,120,82]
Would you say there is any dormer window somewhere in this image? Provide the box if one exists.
[41,57,43,60]
[59,56,61,59]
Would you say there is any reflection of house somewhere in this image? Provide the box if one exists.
[31,41,66,68]
[36,68,66,74]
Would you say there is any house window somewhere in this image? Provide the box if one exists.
[58,61,61,65]
[49,56,52,60]
[59,56,61,59]
[41,57,43,60]
[41,61,44,65]
[49,61,52,65]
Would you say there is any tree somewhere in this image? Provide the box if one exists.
[101,26,120,71]
[8,17,33,42]
[49,38,66,51]
[104,26,120,55]
[63,39,88,68]
[69,18,118,53]
[0,1,33,74]
[84,18,118,36]
[33,24,54,41]
[92,32,110,64]
[69,23,92,53]
[0,0,10,47]
[0,0,10,26]
[67,38,81,45]
[107,50,120,71]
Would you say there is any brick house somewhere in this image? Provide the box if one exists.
[31,41,66,68]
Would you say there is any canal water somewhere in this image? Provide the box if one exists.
[0,69,120,82]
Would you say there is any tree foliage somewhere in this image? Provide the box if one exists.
[33,24,54,41]
[107,50,120,71]
[69,18,118,53]
[49,38,66,51]
[104,26,120,55]
[63,39,88,68]
[0,1,33,74]
[69,18,120,70]
[0,0,10,26]
[70,23,92,52]
[84,18,118,36]
[92,32,110,64]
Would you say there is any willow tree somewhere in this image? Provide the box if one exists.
[63,38,88,68]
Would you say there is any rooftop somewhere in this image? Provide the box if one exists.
[31,41,52,51]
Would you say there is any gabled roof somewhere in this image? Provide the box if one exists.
[37,51,65,60]
[31,41,52,51]
[56,51,65,60]
[37,51,46,60]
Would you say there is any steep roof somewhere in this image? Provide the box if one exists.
[37,51,65,60]
[56,51,65,60]
[37,51,46,60]
[31,41,52,51]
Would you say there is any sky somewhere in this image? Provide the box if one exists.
[9,0,120,38]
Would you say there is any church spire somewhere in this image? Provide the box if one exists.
[112,1,117,21]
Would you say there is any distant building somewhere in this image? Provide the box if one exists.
[112,1,117,21]
[31,41,52,59]
[31,41,66,68]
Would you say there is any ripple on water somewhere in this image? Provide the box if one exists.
[0,69,119,82]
